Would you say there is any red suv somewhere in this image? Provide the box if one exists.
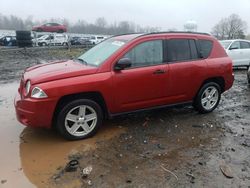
[32,23,67,33]
[15,32,234,140]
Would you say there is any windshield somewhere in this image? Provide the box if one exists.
[38,35,49,40]
[78,38,127,66]
[220,41,232,49]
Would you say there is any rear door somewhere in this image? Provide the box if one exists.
[112,39,169,113]
[166,38,208,103]
[239,41,250,66]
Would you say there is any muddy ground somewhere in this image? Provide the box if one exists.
[0,48,250,188]
[0,47,84,84]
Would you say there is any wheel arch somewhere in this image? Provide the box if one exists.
[194,77,225,101]
[52,91,109,128]
[201,77,225,92]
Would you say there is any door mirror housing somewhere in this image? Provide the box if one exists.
[114,58,132,71]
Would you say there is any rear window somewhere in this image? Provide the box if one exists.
[199,40,213,58]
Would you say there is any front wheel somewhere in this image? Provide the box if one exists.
[56,99,103,140]
[194,82,221,113]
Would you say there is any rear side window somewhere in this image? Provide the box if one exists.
[168,39,191,62]
[167,39,199,62]
[199,40,213,58]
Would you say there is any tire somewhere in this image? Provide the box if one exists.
[16,30,32,48]
[17,40,33,48]
[37,28,43,32]
[16,30,31,37]
[56,99,103,140]
[16,35,32,40]
[194,82,221,113]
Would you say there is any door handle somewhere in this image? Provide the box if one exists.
[153,69,166,74]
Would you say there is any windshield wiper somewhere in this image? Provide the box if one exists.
[76,58,88,65]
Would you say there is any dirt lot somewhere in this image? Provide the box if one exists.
[0,48,250,188]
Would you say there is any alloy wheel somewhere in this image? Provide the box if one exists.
[201,86,219,110]
[64,105,97,137]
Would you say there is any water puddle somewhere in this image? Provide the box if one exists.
[0,82,125,188]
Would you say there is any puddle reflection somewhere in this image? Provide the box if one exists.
[19,123,125,187]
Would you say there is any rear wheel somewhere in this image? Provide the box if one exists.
[56,99,103,140]
[194,82,221,113]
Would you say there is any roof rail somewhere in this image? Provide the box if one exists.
[112,32,145,37]
[110,31,210,39]
[148,31,211,36]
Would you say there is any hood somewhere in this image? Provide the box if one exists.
[24,60,98,84]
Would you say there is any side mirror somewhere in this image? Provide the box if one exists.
[114,58,132,71]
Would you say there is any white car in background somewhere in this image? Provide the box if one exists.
[35,34,68,46]
[89,36,107,44]
[220,39,250,68]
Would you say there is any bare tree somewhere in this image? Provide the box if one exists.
[212,14,247,40]
[95,17,107,28]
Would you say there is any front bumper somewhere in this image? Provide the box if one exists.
[14,92,57,129]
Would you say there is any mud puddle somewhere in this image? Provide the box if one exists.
[0,82,125,188]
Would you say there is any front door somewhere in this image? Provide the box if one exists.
[112,39,169,113]
[227,41,243,66]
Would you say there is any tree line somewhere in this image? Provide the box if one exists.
[0,14,159,35]
[211,14,248,40]
[0,13,248,39]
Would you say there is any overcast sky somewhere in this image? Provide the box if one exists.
[1,0,250,33]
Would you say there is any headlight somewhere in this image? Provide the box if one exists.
[31,87,48,98]
[25,80,31,96]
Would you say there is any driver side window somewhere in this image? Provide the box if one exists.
[230,41,240,50]
[123,40,163,68]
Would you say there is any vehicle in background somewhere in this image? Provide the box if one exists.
[36,34,68,46]
[70,36,92,46]
[247,65,250,84]
[0,36,17,46]
[220,39,250,68]
[89,36,107,44]
[15,32,234,140]
[32,23,67,33]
